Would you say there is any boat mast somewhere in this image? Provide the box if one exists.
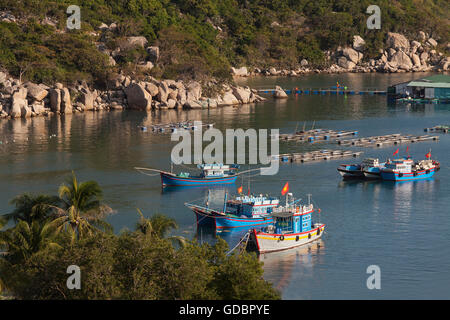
[223,191,228,213]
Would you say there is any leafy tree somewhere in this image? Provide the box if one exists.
[2,193,60,224]
[48,172,113,241]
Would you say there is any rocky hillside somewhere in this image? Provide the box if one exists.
[0,1,448,119]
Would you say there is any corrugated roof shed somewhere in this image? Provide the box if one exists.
[407,74,450,88]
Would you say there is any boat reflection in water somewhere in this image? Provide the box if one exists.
[259,240,325,293]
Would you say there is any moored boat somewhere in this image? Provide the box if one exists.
[380,157,440,181]
[362,158,386,179]
[247,194,325,254]
[160,163,239,187]
[185,193,279,230]
[337,163,363,179]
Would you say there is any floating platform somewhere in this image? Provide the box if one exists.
[257,88,386,95]
[140,121,214,133]
[424,125,449,133]
[274,149,363,163]
[278,128,358,143]
[337,134,439,148]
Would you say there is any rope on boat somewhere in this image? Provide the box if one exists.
[226,231,250,256]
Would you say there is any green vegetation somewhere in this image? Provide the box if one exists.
[0,172,280,300]
[0,0,448,85]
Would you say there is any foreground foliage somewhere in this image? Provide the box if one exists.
[0,173,280,300]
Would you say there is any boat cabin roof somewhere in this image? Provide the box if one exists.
[198,163,239,170]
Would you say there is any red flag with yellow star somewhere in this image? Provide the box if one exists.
[281,182,289,196]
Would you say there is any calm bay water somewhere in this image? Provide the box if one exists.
[1,72,449,299]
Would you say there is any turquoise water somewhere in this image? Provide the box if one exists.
[1,72,449,299]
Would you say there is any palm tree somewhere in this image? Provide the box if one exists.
[2,193,60,224]
[49,172,113,240]
[135,209,187,247]
[0,219,61,262]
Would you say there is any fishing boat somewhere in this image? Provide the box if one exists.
[380,157,440,181]
[247,193,325,254]
[337,162,364,179]
[135,163,240,187]
[338,158,387,179]
[160,164,240,187]
[362,158,386,179]
[185,192,279,230]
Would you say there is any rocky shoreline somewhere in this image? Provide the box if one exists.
[232,32,449,77]
[0,73,267,120]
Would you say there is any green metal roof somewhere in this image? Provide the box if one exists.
[407,74,450,88]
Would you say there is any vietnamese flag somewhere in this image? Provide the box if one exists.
[393,148,399,156]
[237,186,243,194]
[425,151,431,159]
[281,182,289,196]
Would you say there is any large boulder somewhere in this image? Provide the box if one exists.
[232,86,251,103]
[411,53,421,66]
[60,88,72,113]
[10,87,28,118]
[273,86,288,99]
[124,83,152,110]
[219,91,240,105]
[231,67,248,76]
[125,36,148,48]
[25,83,48,101]
[49,88,61,112]
[186,81,202,101]
[145,82,159,97]
[337,56,356,70]
[341,47,362,64]
[157,82,170,103]
[353,35,365,51]
[427,38,437,47]
[146,46,159,63]
[386,32,410,51]
[80,89,95,110]
[390,51,413,70]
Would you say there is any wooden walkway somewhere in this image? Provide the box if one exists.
[274,149,363,163]
[337,134,439,148]
[257,88,387,95]
[278,128,358,143]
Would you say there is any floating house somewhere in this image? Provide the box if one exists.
[388,75,450,102]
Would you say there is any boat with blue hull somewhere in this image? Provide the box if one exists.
[247,193,325,254]
[161,163,239,186]
[136,163,240,187]
[185,193,280,231]
[338,158,386,179]
[380,158,440,181]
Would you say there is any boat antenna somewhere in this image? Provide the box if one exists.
[311,120,315,130]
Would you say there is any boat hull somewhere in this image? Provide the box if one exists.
[380,167,436,181]
[161,172,237,186]
[193,208,273,230]
[337,167,364,179]
[251,224,325,253]
[363,167,382,179]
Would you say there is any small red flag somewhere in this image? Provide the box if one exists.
[247,188,250,196]
[281,182,289,196]
[425,152,431,159]
[237,186,243,194]
[393,148,399,156]
[406,146,409,153]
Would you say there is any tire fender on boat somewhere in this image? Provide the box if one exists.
[317,228,321,236]
[279,235,284,241]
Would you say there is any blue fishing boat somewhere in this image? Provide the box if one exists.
[247,194,325,253]
[185,193,280,231]
[338,158,386,179]
[362,158,386,179]
[337,163,363,178]
[380,157,440,181]
[136,164,239,187]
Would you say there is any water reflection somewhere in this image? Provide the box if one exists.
[260,240,325,292]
